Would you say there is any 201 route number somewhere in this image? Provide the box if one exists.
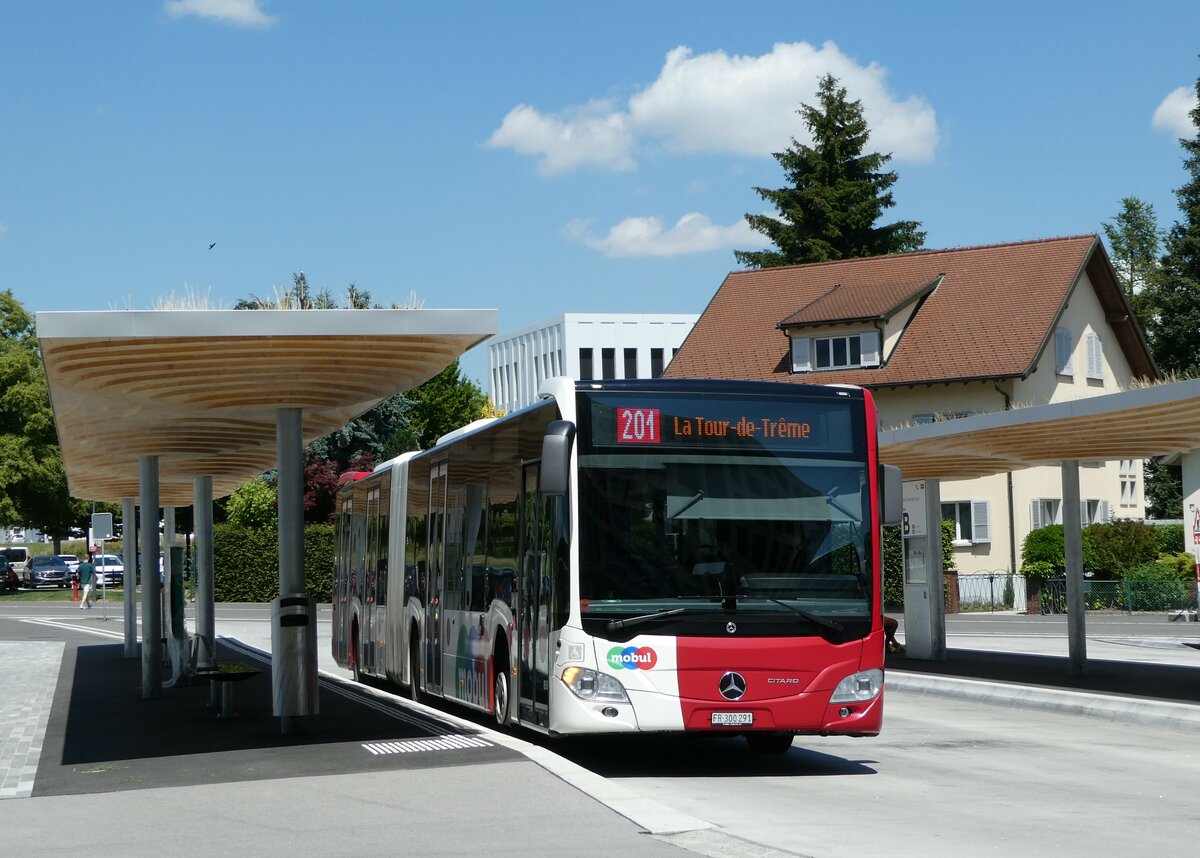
[617,407,661,444]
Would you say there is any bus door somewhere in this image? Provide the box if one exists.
[424,461,448,695]
[363,485,380,674]
[517,463,551,727]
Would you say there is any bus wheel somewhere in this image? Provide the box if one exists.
[493,659,510,727]
[745,732,794,753]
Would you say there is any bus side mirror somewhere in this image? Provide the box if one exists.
[540,420,575,496]
[880,464,902,526]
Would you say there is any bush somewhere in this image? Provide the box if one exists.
[883,525,903,608]
[1084,520,1158,578]
[1151,552,1196,580]
[1021,524,1100,576]
[212,523,334,603]
[1021,560,1057,579]
[1154,524,1185,555]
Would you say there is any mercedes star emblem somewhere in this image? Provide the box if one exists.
[719,671,747,701]
[726,621,737,634]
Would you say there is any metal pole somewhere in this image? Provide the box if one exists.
[1061,459,1087,676]
[277,408,304,595]
[194,476,215,670]
[139,456,162,698]
[276,407,306,731]
[122,497,137,658]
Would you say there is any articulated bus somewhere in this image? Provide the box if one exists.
[332,377,902,751]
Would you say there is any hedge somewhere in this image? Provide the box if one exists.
[212,523,334,603]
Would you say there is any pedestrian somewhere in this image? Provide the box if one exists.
[78,555,96,610]
[884,615,904,653]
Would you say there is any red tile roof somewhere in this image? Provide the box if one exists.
[665,235,1157,388]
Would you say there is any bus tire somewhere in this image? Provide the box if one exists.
[745,732,794,753]
[492,655,510,727]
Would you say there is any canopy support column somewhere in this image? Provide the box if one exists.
[273,407,316,732]
[139,455,162,698]
[194,476,215,671]
[122,496,137,659]
[1062,460,1087,676]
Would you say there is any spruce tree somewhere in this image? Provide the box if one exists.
[1144,72,1200,377]
[735,74,925,268]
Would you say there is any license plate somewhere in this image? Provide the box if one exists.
[711,712,753,727]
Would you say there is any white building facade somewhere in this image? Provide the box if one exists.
[487,313,698,413]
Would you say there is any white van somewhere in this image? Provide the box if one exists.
[0,546,29,575]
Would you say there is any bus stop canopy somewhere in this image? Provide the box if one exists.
[879,378,1200,480]
[37,308,497,505]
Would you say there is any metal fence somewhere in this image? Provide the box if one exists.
[950,572,1198,614]
[1036,578,1198,614]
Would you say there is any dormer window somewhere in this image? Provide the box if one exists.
[790,330,880,373]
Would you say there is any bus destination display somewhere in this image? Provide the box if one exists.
[593,395,857,453]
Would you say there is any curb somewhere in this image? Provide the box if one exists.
[886,671,1200,730]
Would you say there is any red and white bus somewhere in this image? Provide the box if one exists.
[332,377,901,751]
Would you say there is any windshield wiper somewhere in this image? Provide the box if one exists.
[763,598,844,634]
[669,490,704,519]
[607,607,687,632]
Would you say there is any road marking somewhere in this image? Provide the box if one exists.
[20,618,126,640]
[362,734,493,755]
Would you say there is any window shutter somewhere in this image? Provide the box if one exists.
[860,330,881,367]
[1053,500,1063,525]
[971,500,991,543]
[1086,333,1104,380]
[1079,500,1089,527]
[791,335,812,373]
[1100,500,1110,522]
[1031,499,1042,530]
[1055,328,1073,375]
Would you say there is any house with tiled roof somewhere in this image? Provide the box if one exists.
[665,235,1159,577]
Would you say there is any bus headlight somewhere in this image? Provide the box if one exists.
[829,669,883,703]
[561,667,630,703]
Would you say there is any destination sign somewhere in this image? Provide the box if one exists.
[589,393,858,454]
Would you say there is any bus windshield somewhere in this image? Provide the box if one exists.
[576,390,872,630]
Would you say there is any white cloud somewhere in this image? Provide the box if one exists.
[487,101,634,175]
[1152,86,1198,138]
[164,0,275,28]
[489,41,937,173]
[564,212,767,258]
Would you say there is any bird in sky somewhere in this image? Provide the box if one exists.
[208,242,216,250]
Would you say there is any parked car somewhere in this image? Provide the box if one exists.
[58,554,81,576]
[93,554,124,588]
[0,546,29,576]
[26,555,71,588]
[0,556,18,591]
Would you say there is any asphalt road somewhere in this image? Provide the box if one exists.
[4,601,1198,858]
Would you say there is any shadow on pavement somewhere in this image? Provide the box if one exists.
[886,647,1200,705]
[35,640,518,796]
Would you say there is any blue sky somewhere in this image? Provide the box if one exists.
[2,1,1199,386]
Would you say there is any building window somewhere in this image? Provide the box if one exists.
[624,348,637,379]
[1055,327,1073,376]
[1086,332,1104,381]
[601,348,616,380]
[650,348,664,378]
[942,501,991,545]
[792,331,881,373]
[579,348,593,381]
[1030,498,1061,530]
[1119,460,1138,507]
[1080,499,1110,525]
